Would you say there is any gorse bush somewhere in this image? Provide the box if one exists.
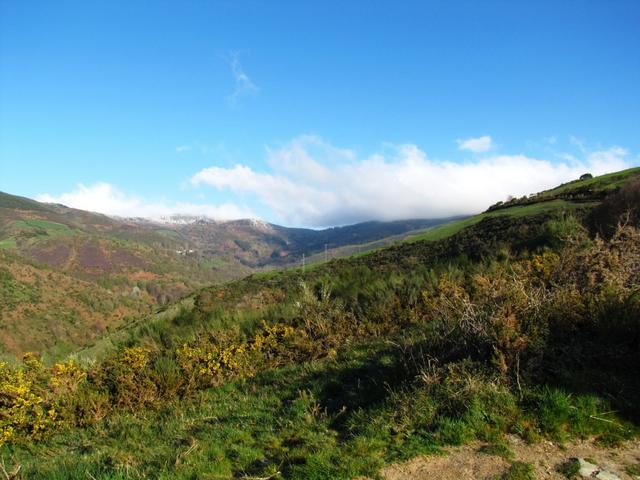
[0,354,85,446]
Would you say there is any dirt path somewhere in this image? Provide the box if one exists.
[381,437,640,480]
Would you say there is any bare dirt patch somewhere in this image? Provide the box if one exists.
[381,437,640,480]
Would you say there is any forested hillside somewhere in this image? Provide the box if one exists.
[0,192,450,359]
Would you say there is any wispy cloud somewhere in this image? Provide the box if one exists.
[37,182,254,221]
[191,135,634,227]
[226,52,258,106]
[175,145,192,153]
[569,135,587,153]
[457,135,493,153]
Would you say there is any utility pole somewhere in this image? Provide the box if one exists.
[302,253,306,273]
[324,243,328,263]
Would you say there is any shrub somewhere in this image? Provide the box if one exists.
[90,346,159,410]
[0,354,57,446]
[499,461,535,480]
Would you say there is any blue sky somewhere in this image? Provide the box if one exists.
[1,1,639,226]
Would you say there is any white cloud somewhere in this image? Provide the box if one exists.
[190,135,633,227]
[227,52,258,106]
[175,145,191,153]
[457,135,493,153]
[36,138,635,228]
[37,182,253,221]
[569,135,587,153]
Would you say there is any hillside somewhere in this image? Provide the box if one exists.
[0,250,151,361]
[0,168,638,479]
[408,166,640,243]
[164,216,457,268]
[77,167,640,364]
[0,193,219,359]
[0,192,454,358]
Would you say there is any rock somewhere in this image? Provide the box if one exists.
[595,472,620,480]
[578,458,598,477]
[505,434,524,446]
[574,458,621,480]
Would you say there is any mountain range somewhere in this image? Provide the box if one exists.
[0,191,458,358]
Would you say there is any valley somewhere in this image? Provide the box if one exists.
[0,191,457,358]
[0,167,638,479]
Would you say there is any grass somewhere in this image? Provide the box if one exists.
[74,296,196,363]
[558,458,581,478]
[408,199,589,243]
[0,267,39,308]
[497,462,535,480]
[6,340,635,479]
[479,442,514,459]
[539,166,640,197]
[626,462,640,476]
[0,191,51,212]
[0,219,76,249]
[198,257,231,270]
[12,219,76,240]
[2,168,640,478]
[152,228,183,239]
[0,237,17,249]
[409,167,639,245]
[5,345,392,479]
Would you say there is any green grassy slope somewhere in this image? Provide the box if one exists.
[59,167,640,372]
[408,199,587,243]
[408,167,640,243]
[0,191,52,212]
[538,166,640,197]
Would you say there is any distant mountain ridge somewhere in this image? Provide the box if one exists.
[0,190,457,357]
[0,191,461,268]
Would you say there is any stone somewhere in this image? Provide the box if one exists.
[595,472,620,480]
[577,458,598,477]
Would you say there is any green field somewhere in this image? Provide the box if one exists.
[0,237,17,249]
[11,219,76,239]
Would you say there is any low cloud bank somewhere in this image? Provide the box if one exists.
[38,136,633,227]
[37,182,253,222]
[190,135,632,227]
